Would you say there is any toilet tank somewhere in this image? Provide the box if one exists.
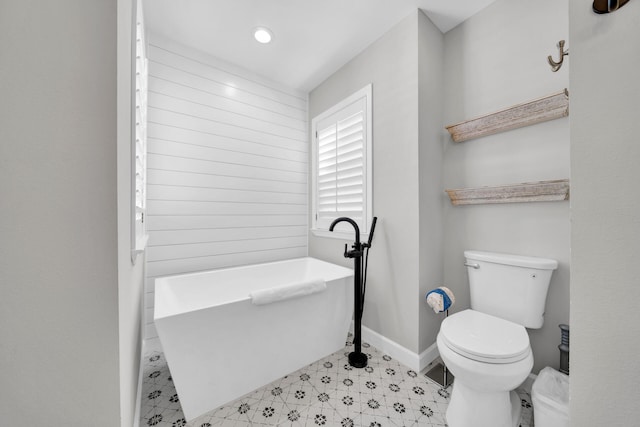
[464,250,558,329]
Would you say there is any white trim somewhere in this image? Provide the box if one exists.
[132,339,146,427]
[311,228,370,241]
[311,84,373,236]
[360,324,417,370]
[134,338,165,427]
[131,0,147,264]
[131,233,149,261]
[419,342,441,372]
[351,323,440,372]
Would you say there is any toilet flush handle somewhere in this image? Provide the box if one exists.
[464,262,480,269]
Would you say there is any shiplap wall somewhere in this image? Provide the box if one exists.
[144,35,308,338]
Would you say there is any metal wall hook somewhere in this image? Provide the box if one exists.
[548,40,569,72]
[593,0,630,14]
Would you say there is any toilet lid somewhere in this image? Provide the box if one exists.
[440,309,531,364]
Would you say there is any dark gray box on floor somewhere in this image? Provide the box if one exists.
[425,361,454,388]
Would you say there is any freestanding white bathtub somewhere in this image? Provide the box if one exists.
[154,257,354,421]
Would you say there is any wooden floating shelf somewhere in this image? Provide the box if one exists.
[446,89,569,142]
[445,179,570,206]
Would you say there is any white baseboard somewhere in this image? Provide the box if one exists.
[132,340,146,427]
[351,323,440,372]
[418,342,440,372]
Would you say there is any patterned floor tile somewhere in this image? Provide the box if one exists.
[139,338,535,427]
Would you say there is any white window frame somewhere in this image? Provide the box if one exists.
[311,84,373,240]
[131,0,148,262]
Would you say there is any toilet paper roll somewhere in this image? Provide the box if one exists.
[425,286,455,313]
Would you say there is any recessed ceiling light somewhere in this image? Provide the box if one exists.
[253,27,273,44]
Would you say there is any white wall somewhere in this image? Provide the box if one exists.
[417,11,445,352]
[0,1,121,425]
[144,35,308,338]
[569,0,640,425]
[309,10,444,357]
[442,0,570,373]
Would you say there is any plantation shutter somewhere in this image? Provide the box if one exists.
[315,95,368,231]
[134,38,147,233]
[133,2,148,257]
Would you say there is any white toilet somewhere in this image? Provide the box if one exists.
[437,250,558,427]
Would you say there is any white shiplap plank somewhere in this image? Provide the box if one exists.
[147,153,307,184]
[149,61,307,122]
[146,169,307,195]
[146,122,307,163]
[145,307,154,325]
[147,184,306,205]
[148,91,307,142]
[147,107,306,152]
[146,246,308,278]
[144,35,308,340]
[146,214,307,231]
[146,200,307,216]
[145,279,156,296]
[149,75,306,129]
[144,291,154,309]
[147,235,308,262]
[147,138,307,174]
[147,43,307,111]
[148,225,307,247]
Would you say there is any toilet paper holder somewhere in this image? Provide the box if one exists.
[425,309,454,388]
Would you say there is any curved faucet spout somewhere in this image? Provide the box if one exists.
[329,217,360,245]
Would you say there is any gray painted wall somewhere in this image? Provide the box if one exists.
[569,0,640,425]
[417,11,445,352]
[309,10,444,355]
[442,0,570,374]
[0,1,124,425]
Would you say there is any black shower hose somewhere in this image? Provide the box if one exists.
[359,245,371,322]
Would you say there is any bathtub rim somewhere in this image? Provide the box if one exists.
[154,256,354,321]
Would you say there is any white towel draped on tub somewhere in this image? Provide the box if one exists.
[250,278,327,305]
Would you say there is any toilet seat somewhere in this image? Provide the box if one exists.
[440,309,530,364]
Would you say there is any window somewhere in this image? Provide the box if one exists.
[132,0,148,260]
[311,84,372,239]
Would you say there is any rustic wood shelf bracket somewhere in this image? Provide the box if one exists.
[445,179,570,206]
[446,89,569,142]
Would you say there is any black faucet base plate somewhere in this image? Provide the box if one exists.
[348,351,368,368]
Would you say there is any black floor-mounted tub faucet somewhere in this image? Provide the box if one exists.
[329,216,378,368]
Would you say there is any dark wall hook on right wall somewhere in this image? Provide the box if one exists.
[593,0,630,14]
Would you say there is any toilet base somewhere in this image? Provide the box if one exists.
[446,381,522,427]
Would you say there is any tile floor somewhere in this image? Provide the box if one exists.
[140,335,534,427]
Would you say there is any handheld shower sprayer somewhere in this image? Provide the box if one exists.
[329,216,378,368]
[366,217,377,247]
